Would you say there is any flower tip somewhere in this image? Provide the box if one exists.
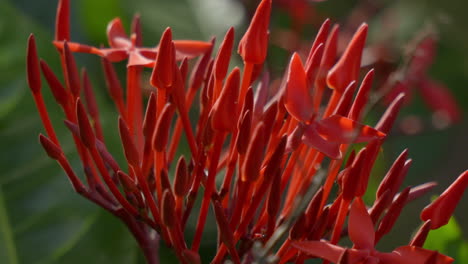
[55,0,70,41]
[76,99,96,148]
[238,0,271,64]
[27,34,41,94]
[326,23,368,92]
[39,134,62,160]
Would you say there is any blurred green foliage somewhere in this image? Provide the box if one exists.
[0,0,467,263]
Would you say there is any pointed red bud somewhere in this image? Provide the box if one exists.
[161,189,176,228]
[63,41,81,97]
[213,27,234,81]
[343,148,367,200]
[349,197,375,250]
[306,19,330,68]
[27,34,42,94]
[290,213,307,240]
[284,53,314,122]
[151,28,174,89]
[117,170,138,192]
[242,122,266,182]
[305,43,324,86]
[264,136,286,178]
[376,149,409,199]
[421,170,468,229]
[238,0,271,64]
[39,61,68,109]
[375,93,405,134]
[333,81,357,117]
[327,24,368,92]
[174,156,190,197]
[211,68,240,131]
[55,0,70,41]
[142,93,157,138]
[119,118,140,167]
[76,99,96,148]
[39,134,62,160]
[409,220,432,247]
[376,187,410,241]
[315,24,339,91]
[237,110,252,155]
[153,103,175,152]
[348,69,375,121]
[267,169,282,219]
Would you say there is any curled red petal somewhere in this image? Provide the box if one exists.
[106,18,130,49]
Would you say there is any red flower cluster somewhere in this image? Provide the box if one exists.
[26,0,467,263]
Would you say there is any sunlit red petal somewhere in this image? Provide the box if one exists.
[315,115,385,143]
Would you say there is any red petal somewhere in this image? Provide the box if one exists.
[127,51,154,67]
[315,115,385,143]
[302,124,341,159]
[284,53,314,122]
[106,18,131,49]
[349,198,375,250]
[421,170,468,229]
[327,24,368,93]
[100,48,129,62]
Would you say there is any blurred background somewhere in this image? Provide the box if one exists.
[0,0,467,263]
